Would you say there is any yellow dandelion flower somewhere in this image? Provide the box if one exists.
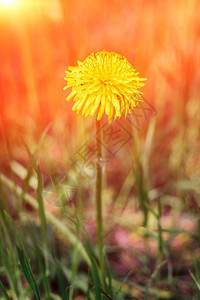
[64,51,146,123]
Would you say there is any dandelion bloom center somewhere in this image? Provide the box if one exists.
[64,51,146,123]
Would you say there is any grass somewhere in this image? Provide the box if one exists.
[1,112,200,299]
[0,123,200,299]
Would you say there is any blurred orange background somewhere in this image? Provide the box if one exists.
[0,0,200,182]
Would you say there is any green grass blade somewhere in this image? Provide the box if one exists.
[132,132,149,227]
[55,260,68,300]
[36,164,47,246]
[115,269,133,299]
[17,243,41,300]
[157,198,164,261]
[86,277,92,300]
[0,280,11,300]
[22,141,47,246]
[104,253,113,297]
[69,243,81,300]
[35,246,51,300]
[143,260,166,300]
[86,243,102,300]
[0,215,20,300]
[189,270,200,291]
[91,261,102,300]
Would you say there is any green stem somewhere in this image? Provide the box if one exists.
[95,119,104,286]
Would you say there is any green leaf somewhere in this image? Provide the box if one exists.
[17,243,41,300]
[0,280,11,300]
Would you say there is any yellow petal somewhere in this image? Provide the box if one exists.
[112,95,120,117]
[105,101,110,115]
[90,95,101,116]
[63,85,70,91]
[108,104,114,123]
[66,90,77,102]
[76,95,88,113]
[82,97,93,115]
[97,105,104,120]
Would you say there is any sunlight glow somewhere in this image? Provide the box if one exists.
[0,0,41,16]
[0,0,15,5]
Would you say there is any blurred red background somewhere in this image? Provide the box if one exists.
[0,0,200,181]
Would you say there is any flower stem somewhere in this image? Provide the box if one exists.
[95,119,104,286]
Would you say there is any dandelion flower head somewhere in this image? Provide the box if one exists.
[64,51,146,123]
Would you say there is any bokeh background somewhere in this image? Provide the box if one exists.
[0,0,200,299]
[0,0,200,168]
